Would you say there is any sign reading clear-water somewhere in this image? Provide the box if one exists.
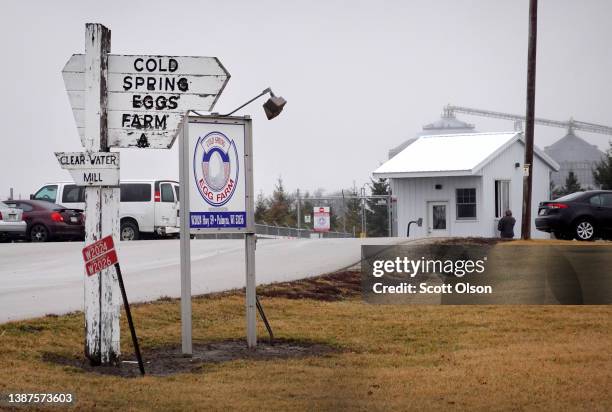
[314,206,330,232]
[188,118,254,232]
[82,235,118,276]
[55,151,119,186]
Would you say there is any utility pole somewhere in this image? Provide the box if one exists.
[387,196,392,237]
[360,186,367,237]
[296,189,301,235]
[521,0,538,240]
[341,190,347,234]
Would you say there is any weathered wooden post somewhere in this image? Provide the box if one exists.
[83,23,121,365]
[61,23,230,363]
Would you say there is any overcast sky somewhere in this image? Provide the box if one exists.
[1,0,611,200]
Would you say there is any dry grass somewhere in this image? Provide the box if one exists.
[0,272,610,411]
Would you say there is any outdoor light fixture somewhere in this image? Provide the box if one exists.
[262,91,287,120]
[221,87,287,119]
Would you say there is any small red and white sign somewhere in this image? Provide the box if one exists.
[82,235,118,276]
[313,206,330,232]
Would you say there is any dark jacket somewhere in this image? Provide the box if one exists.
[498,216,516,239]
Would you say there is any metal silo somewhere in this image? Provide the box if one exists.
[388,110,477,159]
[544,130,606,190]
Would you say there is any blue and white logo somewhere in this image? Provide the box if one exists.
[193,131,239,207]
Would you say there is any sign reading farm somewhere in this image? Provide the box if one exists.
[62,54,230,149]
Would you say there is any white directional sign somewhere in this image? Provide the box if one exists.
[62,54,230,149]
[55,151,120,186]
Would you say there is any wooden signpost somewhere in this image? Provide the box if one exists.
[60,23,230,366]
[82,236,145,375]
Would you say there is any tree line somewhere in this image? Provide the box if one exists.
[255,178,391,237]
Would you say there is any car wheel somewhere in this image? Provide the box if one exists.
[120,221,139,241]
[30,224,49,242]
[574,219,596,241]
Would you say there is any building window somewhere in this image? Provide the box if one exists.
[456,188,476,219]
[495,180,510,218]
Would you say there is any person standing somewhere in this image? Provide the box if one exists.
[498,210,516,239]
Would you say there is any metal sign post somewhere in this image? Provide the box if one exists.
[60,23,230,365]
[178,116,193,355]
[179,115,257,351]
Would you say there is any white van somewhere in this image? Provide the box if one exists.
[31,180,180,240]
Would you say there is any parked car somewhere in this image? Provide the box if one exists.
[0,201,26,241]
[3,200,84,242]
[535,190,612,241]
[31,180,180,241]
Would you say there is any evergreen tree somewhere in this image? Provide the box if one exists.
[343,188,362,237]
[366,178,390,237]
[553,170,583,198]
[593,141,612,189]
[266,177,291,226]
[564,171,582,193]
[254,191,268,223]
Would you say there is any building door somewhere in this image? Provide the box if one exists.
[427,201,449,237]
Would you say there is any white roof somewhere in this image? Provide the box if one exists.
[374,132,559,178]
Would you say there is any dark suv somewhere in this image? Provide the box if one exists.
[535,190,612,240]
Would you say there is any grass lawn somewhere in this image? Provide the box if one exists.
[0,271,610,411]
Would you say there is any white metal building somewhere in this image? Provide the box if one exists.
[374,132,559,239]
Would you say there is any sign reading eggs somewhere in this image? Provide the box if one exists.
[189,118,253,232]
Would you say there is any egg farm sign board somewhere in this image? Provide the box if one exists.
[62,55,230,149]
[313,206,331,232]
[187,116,254,233]
[55,151,119,186]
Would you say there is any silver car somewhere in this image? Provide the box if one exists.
[0,201,26,240]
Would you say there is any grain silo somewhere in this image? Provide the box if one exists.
[388,110,477,159]
[544,129,606,190]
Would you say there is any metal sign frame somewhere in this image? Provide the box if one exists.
[313,206,331,232]
[178,114,258,354]
[186,115,255,234]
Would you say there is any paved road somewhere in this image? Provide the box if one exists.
[0,238,400,323]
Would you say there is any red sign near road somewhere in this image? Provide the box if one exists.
[82,235,118,276]
[85,249,118,276]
